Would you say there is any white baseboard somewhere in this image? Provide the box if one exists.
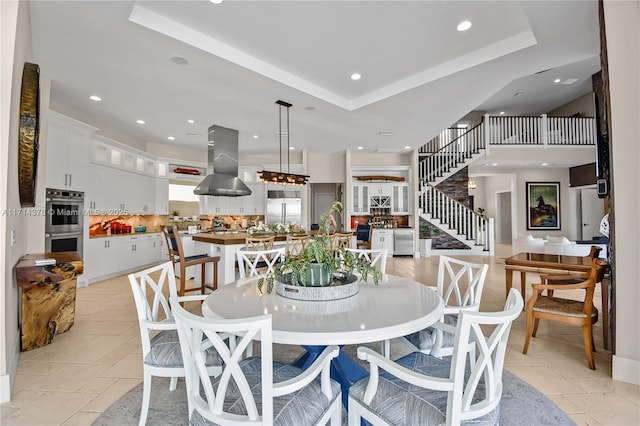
[612,355,640,385]
[0,335,20,403]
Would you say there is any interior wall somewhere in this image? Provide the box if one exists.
[604,0,640,385]
[1,0,42,402]
[308,152,346,182]
[548,92,596,117]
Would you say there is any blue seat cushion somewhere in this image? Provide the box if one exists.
[190,357,341,425]
[145,330,221,368]
[405,314,458,352]
[349,352,499,426]
[185,254,212,262]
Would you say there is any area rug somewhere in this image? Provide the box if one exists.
[94,340,575,425]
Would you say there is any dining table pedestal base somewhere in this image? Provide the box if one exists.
[293,345,368,407]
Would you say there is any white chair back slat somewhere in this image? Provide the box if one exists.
[437,255,489,312]
[345,248,388,273]
[237,247,285,279]
[172,300,275,424]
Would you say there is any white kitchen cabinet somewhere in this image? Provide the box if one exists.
[85,233,163,284]
[392,184,410,215]
[200,195,230,215]
[352,184,370,214]
[46,111,96,190]
[248,184,265,214]
[155,178,169,214]
[371,229,394,256]
[84,237,117,282]
[87,164,154,214]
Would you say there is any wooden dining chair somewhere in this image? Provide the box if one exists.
[285,234,311,257]
[162,226,219,297]
[245,235,275,251]
[330,232,353,251]
[523,258,608,370]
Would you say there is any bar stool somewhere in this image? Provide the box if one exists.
[162,226,219,296]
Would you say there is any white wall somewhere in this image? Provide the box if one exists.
[308,152,346,183]
[1,0,46,402]
[604,0,640,385]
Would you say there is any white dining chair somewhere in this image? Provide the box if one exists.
[128,262,223,426]
[348,289,523,426]
[344,247,388,274]
[237,247,285,279]
[170,297,343,425]
[404,255,489,360]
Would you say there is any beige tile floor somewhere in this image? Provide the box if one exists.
[1,244,639,425]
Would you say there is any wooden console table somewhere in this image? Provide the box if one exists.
[505,252,610,349]
[15,252,83,351]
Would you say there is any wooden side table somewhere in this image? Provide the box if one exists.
[15,252,83,351]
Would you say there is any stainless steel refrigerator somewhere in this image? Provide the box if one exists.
[266,190,302,224]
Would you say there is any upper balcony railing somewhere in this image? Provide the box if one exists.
[420,114,596,155]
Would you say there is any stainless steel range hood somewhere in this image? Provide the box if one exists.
[194,125,251,197]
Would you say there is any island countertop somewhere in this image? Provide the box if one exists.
[191,231,310,245]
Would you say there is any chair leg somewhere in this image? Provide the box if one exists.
[179,265,187,297]
[532,318,540,337]
[169,376,178,391]
[382,339,390,359]
[140,369,152,426]
[200,263,206,295]
[583,323,596,370]
[523,311,534,354]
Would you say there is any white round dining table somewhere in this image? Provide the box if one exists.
[201,274,444,346]
[202,274,444,406]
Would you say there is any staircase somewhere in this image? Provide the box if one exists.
[417,114,597,255]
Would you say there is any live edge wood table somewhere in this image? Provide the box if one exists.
[15,251,83,351]
[505,252,610,349]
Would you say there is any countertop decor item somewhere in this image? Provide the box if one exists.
[18,62,40,207]
[258,201,381,295]
[134,226,147,233]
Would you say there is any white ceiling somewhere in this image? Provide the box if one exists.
[29,1,601,159]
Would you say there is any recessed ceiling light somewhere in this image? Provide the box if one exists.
[357,146,364,150]
[170,55,189,65]
[499,111,505,115]
[253,134,259,139]
[350,73,362,81]
[457,20,472,31]
[209,0,223,4]
[305,106,316,111]
[561,78,580,85]
[378,131,393,136]
[289,146,294,150]
[136,119,146,124]
[167,136,175,141]
[185,132,200,137]
[89,95,102,102]
[554,78,561,83]
[491,163,498,166]
[541,162,548,166]
[404,146,411,150]
[514,92,524,97]
[187,119,195,124]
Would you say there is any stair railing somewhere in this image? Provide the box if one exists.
[420,184,492,252]
[418,120,486,184]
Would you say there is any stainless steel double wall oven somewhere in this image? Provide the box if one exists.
[45,188,84,256]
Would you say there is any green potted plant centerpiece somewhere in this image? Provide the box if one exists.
[258,201,382,295]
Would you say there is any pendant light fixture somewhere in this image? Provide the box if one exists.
[258,100,309,186]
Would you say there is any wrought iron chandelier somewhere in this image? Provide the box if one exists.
[258,100,309,186]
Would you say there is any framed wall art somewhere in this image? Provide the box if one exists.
[526,182,560,230]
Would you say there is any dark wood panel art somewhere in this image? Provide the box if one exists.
[18,62,40,207]
[15,252,83,351]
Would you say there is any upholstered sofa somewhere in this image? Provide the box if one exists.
[512,234,607,258]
